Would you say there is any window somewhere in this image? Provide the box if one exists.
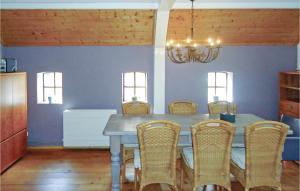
[37,72,63,104]
[208,72,233,103]
[122,72,147,102]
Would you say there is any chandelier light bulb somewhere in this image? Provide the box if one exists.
[208,38,212,43]
[210,42,214,46]
[176,43,181,48]
[169,39,174,44]
[193,43,197,47]
[216,39,221,44]
[186,38,192,43]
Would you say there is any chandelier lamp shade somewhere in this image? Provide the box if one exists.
[166,0,221,64]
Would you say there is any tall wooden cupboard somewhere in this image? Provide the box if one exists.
[0,72,27,173]
[279,71,300,118]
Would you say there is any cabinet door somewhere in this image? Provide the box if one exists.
[0,133,14,173]
[1,129,27,173]
[0,74,13,142]
[12,73,27,134]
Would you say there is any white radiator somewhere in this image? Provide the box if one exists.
[63,109,117,147]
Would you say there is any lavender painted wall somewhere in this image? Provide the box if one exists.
[166,46,297,120]
[2,45,297,146]
[3,46,154,146]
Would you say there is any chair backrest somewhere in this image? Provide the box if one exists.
[245,121,288,187]
[137,120,180,183]
[191,120,235,186]
[168,101,198,115]
[122,101,150,115]
[208,101,237,114]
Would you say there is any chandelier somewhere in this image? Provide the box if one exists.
[166,0,221,64]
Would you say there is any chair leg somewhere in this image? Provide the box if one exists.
[180,165,184,191]
[134,168,138,191]
[214,185,219,191]
[202,185,207,191]
[121,164,126,184]
[139,185,143,191]
[173,185,179,191]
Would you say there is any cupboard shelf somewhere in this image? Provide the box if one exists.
[280,85,300,91]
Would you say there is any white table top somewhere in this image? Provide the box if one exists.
[103,113,265,136]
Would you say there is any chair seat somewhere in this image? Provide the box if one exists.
[182,147,194,169]
[231,147,245,169]
[134,149,141,169]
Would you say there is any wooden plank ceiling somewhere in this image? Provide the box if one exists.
[1,9,299,46]
[0,10,155,46]
[168,9,299,45]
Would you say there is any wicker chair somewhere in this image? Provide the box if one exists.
[122,101,150,116]
[121,101,150,183]
[230,121,289,191]
[134,120,181,191]
[180,120,236,191]
[168,101,198,115]
[208,101,237,114]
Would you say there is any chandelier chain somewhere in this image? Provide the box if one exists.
[191,0,194,39]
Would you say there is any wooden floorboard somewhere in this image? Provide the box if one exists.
[0,149,299,191]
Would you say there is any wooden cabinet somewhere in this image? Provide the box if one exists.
[0,72,27,174]
[279,71,300,118]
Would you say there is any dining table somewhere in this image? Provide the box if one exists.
[103,113,288,191]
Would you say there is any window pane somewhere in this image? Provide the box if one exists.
[136,88,146,101]
[208,72,215,87]
[208,87,215,103]
[44,72,54,87]
[136,72,146,87]
[124,72,134,86]
[44,88,55,103]
[216,88,227,101]
[54,88,63,104]
[216,72,227,87]
[124,87,134,102]
[55,72,62,87]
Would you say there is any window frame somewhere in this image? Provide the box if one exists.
[37,72,63,104]
[208,71,232,102]
[122,72,147,102]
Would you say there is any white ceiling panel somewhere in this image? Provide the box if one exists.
[0,0,299,9]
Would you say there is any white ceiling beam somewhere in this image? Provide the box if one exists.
[173,2,299,9]
[0,2,159,9]
[1,0,298,9]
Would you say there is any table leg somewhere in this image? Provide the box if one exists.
[110,136,121,191]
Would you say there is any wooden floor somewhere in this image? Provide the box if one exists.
[0,149,299,191]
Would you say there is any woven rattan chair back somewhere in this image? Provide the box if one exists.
[191,120,235,190]
[244,121,288,189]
[122,101,150,115]
[169,101,198,115]
[137,120,181,190]
[208,101,237,114]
